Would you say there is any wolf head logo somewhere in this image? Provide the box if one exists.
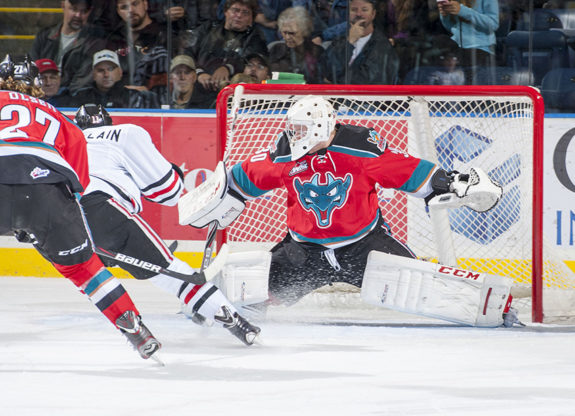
[294,172,352,227]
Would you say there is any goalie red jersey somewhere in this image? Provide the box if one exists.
[0,90,89,191]
[229,124,438,248]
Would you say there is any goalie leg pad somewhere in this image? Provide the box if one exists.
[209,249,271,306]
[361,251,512,327]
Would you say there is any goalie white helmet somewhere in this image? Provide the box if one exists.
[286,95,336,161]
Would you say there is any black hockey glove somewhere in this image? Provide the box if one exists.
[424,169,471,205]
[14,230,36,244]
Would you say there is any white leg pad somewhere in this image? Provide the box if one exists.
[361,251,512,327]
[209,247,271,306]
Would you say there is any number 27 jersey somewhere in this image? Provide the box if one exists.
[0,91,88,191]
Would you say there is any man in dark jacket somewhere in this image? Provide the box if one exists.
[167,55,217,109]
[29,0,105,94]
[322,0,399,85]
[186,0,268,91]
[69,49,160,108]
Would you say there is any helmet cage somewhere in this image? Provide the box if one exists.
[285,96,335,161]
[0,54,41,88]
[0,55,15,81]
[75,104,113,129]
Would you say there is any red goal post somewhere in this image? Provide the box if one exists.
[216,84,575,324]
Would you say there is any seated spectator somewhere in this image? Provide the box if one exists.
[185,0,268,92]
[253,0,292,45]
[35,59,71,107]
[29,0,105,93]
[69,49,160,108]
[427,52,465,85]
[167,55,217,108]
[243,53,271,83]
[269,7,324,84]
[215,0,291,44]
[223,54,271,86]
[105,0,172,97]
[322,0,399,85]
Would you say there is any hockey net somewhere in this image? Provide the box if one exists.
[216,84,575,324]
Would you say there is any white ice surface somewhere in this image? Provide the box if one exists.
[1,276,575,416]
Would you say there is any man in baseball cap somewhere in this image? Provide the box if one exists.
[67,49,159,108]
[170,55,196,72]
[90,49,123,94]
[169,55,216,109]
[35,58,66,105]
[93,49,121,68]
[242,53,270,83]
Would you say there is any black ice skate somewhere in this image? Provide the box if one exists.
[214,306,261,346]
[116,311,162,359]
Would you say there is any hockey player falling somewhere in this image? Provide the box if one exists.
[179,95,522,328]
[74,104,260,346]
[0,55,162,360]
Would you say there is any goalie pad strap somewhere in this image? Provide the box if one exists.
[361,251,512,327]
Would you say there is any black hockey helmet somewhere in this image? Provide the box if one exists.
[74,104,113,129]
[0,54,41,87]
[0,54,15,80]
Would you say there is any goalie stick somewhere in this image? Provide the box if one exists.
[95,246,207,285]
[200,220,218,272]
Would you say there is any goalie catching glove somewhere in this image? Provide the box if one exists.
[178,161,245,229]
[427,167,503,212]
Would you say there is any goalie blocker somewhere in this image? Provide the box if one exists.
[179,161,245,229]
[361,252,515,327]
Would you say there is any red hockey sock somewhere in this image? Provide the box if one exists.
[54,254,140,325]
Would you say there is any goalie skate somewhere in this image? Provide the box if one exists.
[214,306,261,346]
[116,311,162,359]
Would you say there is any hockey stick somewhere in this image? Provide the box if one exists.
[94,246,207,285]
[199,220,218,272]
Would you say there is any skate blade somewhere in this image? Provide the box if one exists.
[248,332,263,346]
[149,353,166,366]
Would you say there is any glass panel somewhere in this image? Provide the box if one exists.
[2,0,575,112]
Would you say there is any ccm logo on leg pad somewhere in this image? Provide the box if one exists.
[437,265,481,280]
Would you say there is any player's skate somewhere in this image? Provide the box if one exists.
[502,307,525,328]
[214,305,261,346]
[116,310,162,359]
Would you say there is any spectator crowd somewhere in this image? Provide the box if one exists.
[15,0,572,109]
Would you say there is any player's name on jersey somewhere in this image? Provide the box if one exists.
[6,91,56,111]
[86,128,121,142]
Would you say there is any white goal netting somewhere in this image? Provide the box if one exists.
[217,84,575,323]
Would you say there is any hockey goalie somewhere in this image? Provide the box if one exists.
[179,95,522,328]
